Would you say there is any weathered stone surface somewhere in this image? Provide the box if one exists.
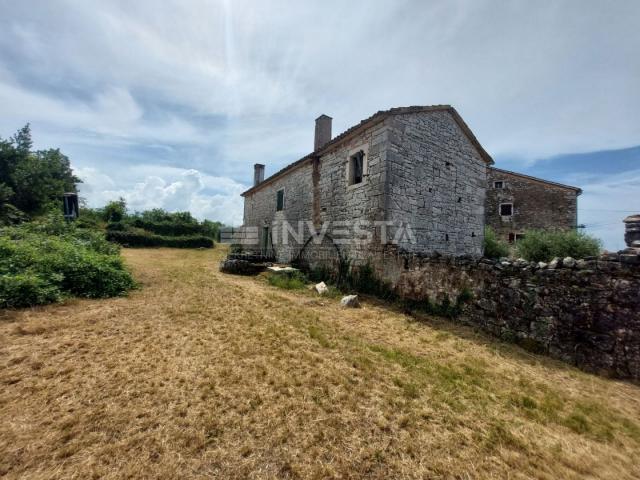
[486,168,579,243]
[315,282,328,295]
[340,295,360,308]
[563,257,576,268]
[388,251,640,380]
[219,259,265,275]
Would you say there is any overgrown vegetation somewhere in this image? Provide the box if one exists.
[0,214,135,308]
[483,226,510,259]
[87,203,220,248]
[516,229,602,262]
[1,124,79,224]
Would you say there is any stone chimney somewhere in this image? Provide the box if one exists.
[624,214,640,248]
[314,114,332,151]
[254,163,265,187]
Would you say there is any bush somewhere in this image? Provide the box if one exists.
[484,227,510,259]
[105,230,214,248]
[0,219,135,308]
[0,272,61,308]
[516,230,602,262]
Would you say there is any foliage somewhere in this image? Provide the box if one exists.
[0,215,135,308]
[483,227,510,259]
[267,271,306,290]
[101,198,127,222]
[105,230,214,248]
[516,229,602,262]
[0,124,80,217]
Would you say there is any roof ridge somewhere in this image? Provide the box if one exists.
[489,166,583,194]
[242,105,491,196]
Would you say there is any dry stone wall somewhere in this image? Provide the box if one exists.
[390,250,640,380]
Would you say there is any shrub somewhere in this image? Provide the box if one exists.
[0,220,135,308]
[0,272,61,308]
[516,230,602,262]
[484,227,510,259]
[105,230,214,248]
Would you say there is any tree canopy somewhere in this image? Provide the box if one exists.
[0,124,80,223]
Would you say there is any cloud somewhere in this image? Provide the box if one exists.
[1,0,639,234]
[76,166,247,225]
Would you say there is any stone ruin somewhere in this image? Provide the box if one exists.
[624,214,640,249]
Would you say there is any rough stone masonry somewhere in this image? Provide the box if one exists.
[390,250,640,380]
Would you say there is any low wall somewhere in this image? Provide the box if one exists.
[383,251,640,380]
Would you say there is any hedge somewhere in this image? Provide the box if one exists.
[130,218,206,236]
[105,230,214,248]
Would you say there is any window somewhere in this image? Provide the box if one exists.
[494,181,504,189]
[500,203,513,216]
[515,233,526,242]
[349,150,365,185]
[276,189,285,211]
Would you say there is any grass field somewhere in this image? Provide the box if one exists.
[1,247,640,479]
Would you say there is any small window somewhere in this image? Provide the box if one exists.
[500,203,513,216]
[515,233,526,242]
[276,189,285,211]
[349,150,365,185]
[494,181,504,189]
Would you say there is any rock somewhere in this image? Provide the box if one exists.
[548,258,560,269]
[576,259,588,269]
[620,254,640,265]
[537,261,548,269]
[315,282,328,295]
[563,257,576,268]
[340,295,360,308]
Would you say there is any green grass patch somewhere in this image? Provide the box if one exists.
[267,272,306,290]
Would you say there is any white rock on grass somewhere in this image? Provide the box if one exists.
[340,295,360,308]
[315,282,328,295]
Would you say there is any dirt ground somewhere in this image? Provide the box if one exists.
[1,246,639,479]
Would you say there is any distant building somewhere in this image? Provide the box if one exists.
[485,168,581,243]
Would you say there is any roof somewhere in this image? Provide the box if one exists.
[489,167,583,195]
[242,105,493,197]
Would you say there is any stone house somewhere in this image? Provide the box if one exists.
[485,167,581,243]
[241,106,491,270]
[240,105,580,277]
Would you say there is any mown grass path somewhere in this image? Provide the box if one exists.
[1,247,640,479]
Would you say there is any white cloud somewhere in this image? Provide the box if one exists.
[76,166,247,226]
[577,169,640,252]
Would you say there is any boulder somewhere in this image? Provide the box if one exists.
[340,295,360,308]
[537,261,548,269]
[548,258,560,269]
[315,282,328,295]
[563,257,576,268]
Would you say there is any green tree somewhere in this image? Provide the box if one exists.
[0,124,80,217]
[102,198,127,222]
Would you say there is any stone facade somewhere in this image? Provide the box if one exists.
[241,106,490,268]
[390,251,640,380]
[486,167,580,243]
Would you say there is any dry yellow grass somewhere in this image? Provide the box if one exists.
[1,246,640,479]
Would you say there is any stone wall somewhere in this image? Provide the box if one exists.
[389,251,640,380]
[386,111,487,256]
[486,168,579,242]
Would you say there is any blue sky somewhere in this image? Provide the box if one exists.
[0,0,638,250]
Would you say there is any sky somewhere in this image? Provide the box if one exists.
[0,0,638,250]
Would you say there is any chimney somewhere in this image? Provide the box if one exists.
[314,114,332,151]
[253,163,265,186]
